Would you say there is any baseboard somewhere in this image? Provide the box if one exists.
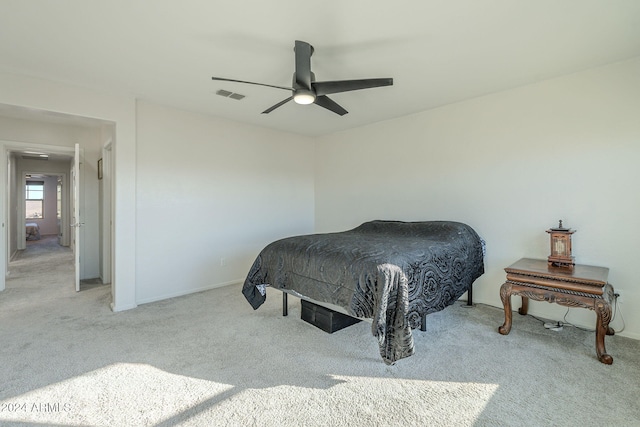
[620,331,640,340]
[473,297,639,341]
[110,302,138,312]
[135,279,243,306]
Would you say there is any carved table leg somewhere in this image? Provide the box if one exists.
[518,296,529,315]
[595,299,613,364]
[498,281,513,335]
[603,285,615,336]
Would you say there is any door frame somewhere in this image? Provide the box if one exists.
[72,143,81,292]
[101,141,113,286]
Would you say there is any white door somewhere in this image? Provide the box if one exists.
[101,144,112,285]
[0,146,6,292]
[72,143,82,292]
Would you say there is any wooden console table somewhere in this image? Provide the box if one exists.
[498,258,615,364]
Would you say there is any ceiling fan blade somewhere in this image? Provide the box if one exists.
[294,40,313,90]
[261,97,293,114]
[212,76,292,91]
[312,78,393,96]
[314,95,348,116]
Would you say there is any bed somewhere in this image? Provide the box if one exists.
[25,222,41,241]
[242,220,485,364]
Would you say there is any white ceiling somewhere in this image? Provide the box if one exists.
[1,1,639,137]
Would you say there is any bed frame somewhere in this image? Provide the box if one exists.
[281,284,473,331]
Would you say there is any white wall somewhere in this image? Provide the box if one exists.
[315,58,640,339]
[135,101,315,303]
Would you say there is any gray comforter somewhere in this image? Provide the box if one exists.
[242,220,484,364]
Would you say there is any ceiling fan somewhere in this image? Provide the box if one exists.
[212,40,393,116]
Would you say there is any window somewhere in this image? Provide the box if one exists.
[26,181,44,219]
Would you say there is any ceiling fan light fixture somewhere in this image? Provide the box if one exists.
[211,40,393,115]
[293,91,315,105]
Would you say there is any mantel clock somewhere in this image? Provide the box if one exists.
[546,220,575,269]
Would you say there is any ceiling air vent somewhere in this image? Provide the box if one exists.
[216,89,245,100]
[22,155,49,161]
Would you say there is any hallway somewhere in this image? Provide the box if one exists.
[6,235,105,300]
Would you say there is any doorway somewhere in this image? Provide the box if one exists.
[0,107,116,306]
[21,172,67,248]
[4,147,77,289]
[1,140,112,298]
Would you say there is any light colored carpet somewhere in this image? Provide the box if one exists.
[1,238,639,426]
